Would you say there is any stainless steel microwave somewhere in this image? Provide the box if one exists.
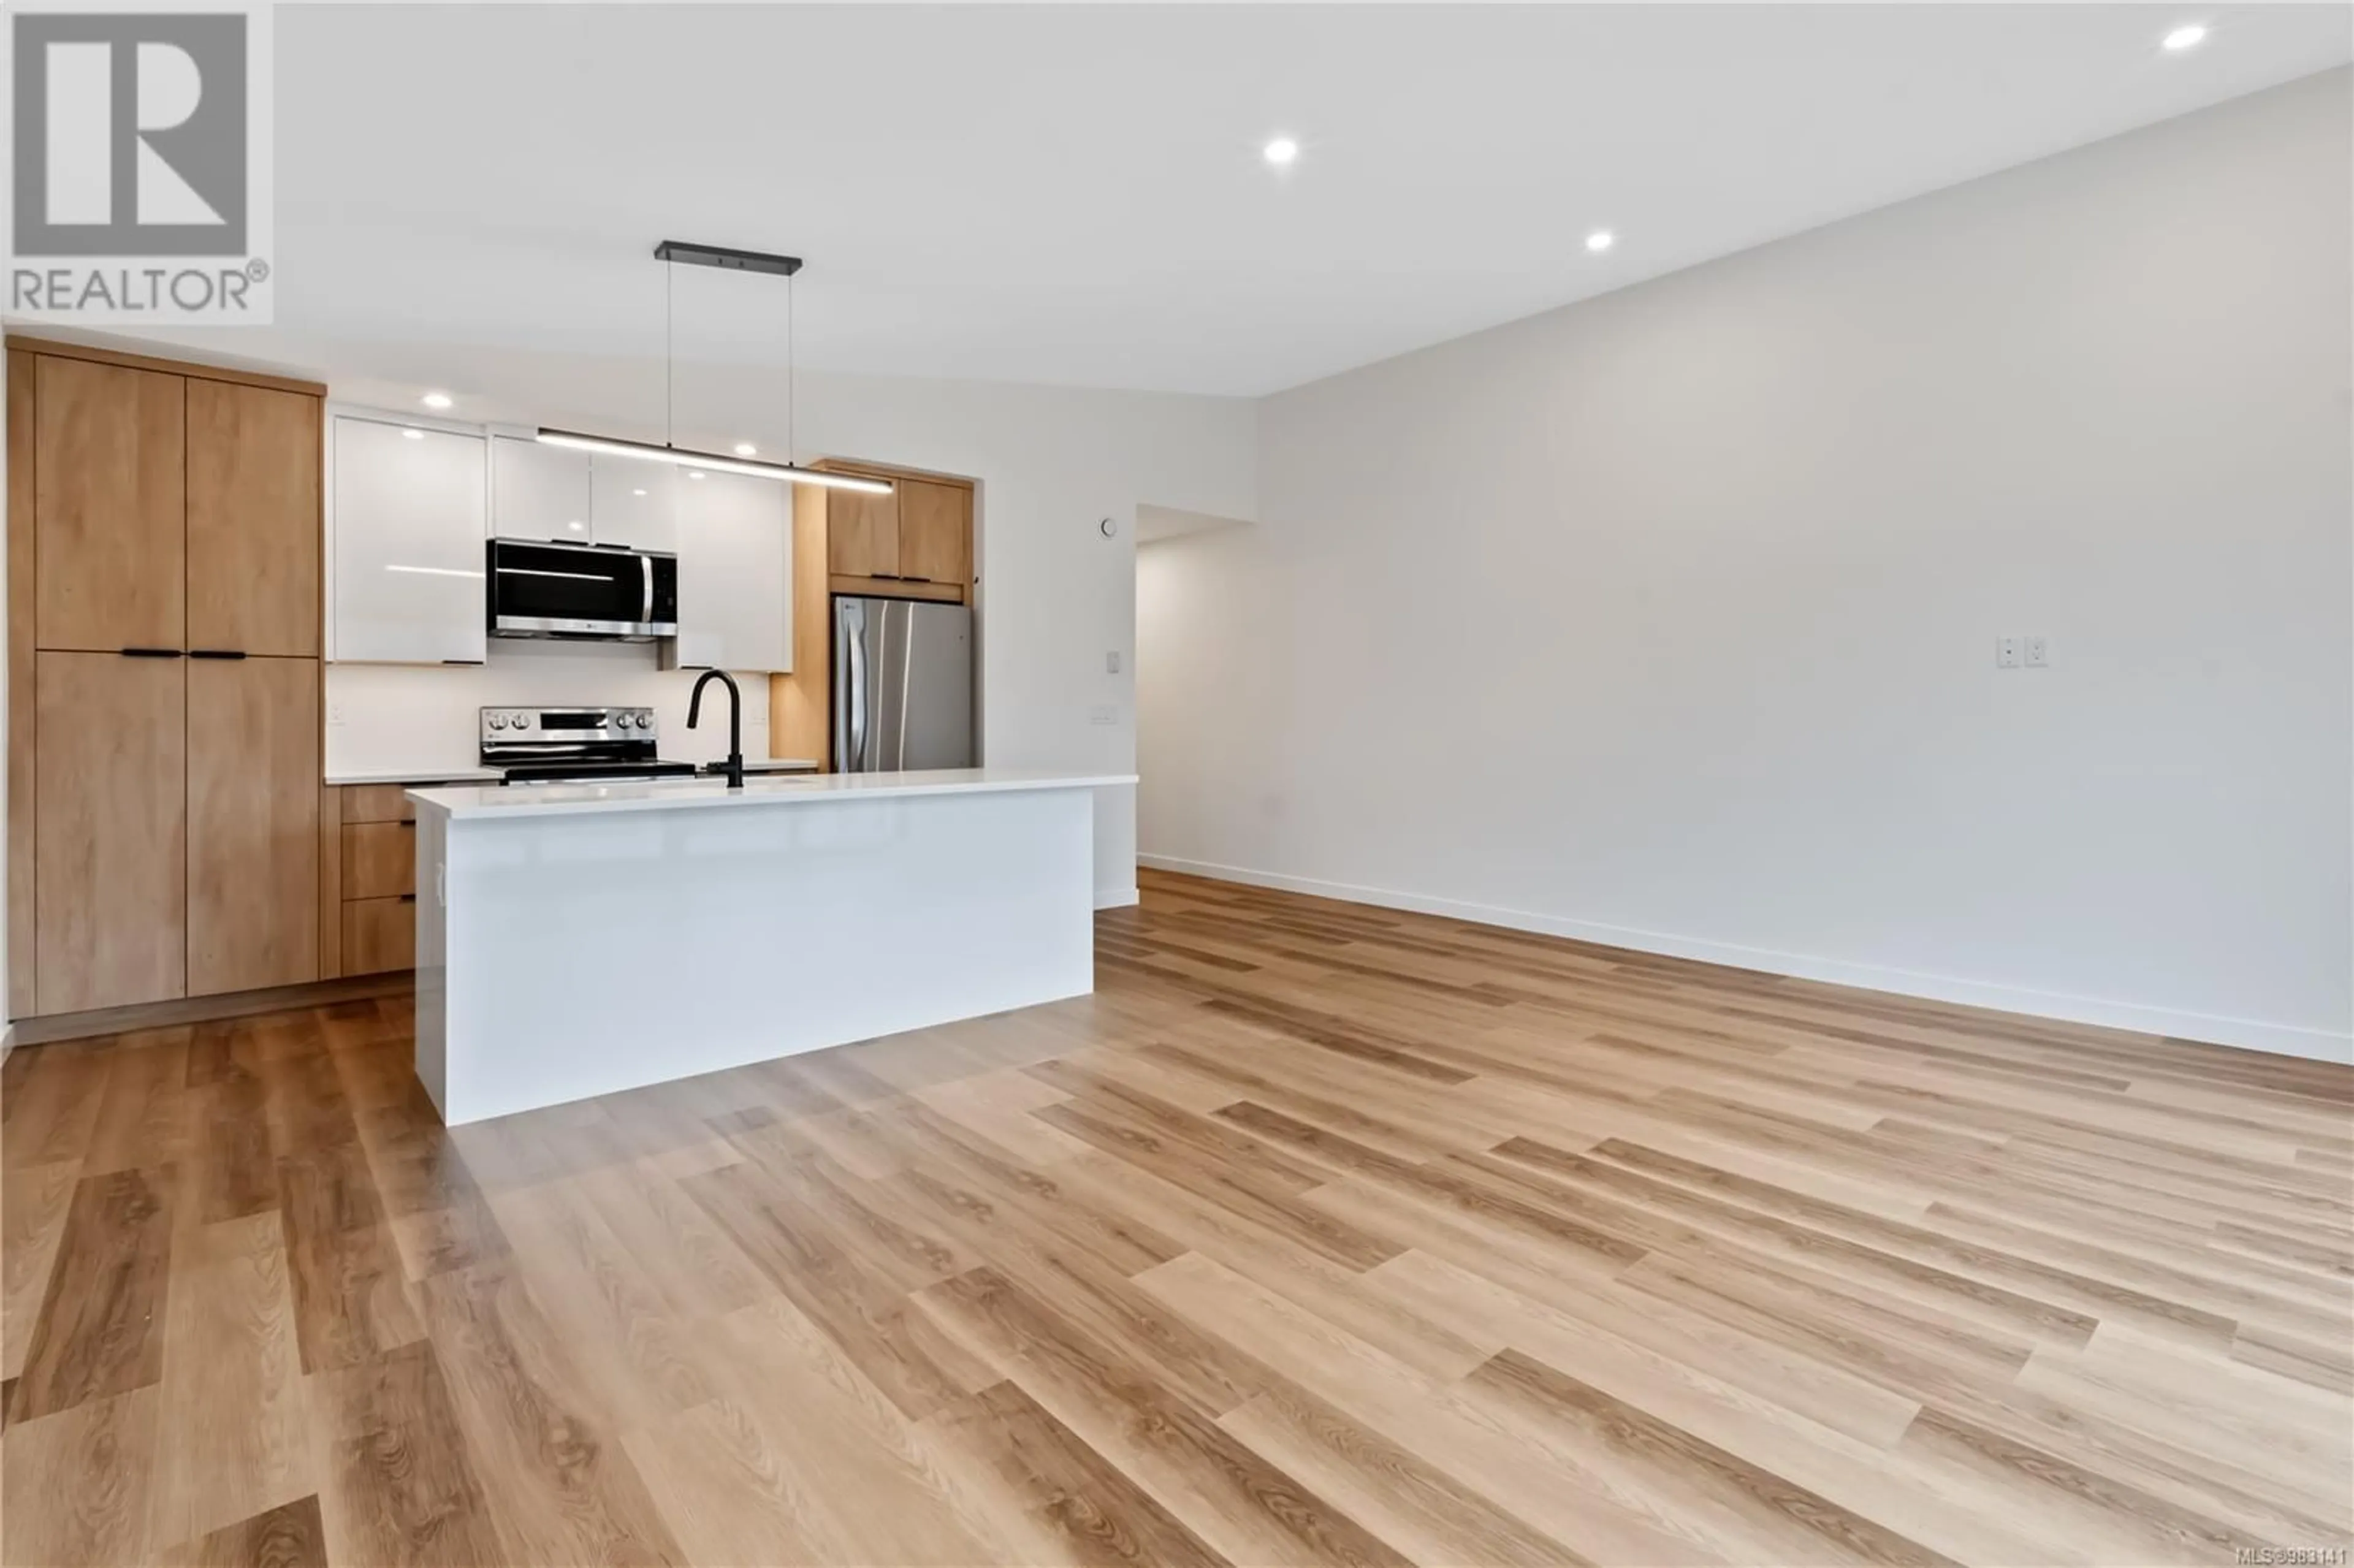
[486,537,678,641]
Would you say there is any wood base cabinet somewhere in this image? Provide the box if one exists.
[322,782,474,978]
[8,337,327,1019]
[32,651,188,1013]
[342,896,416,976]
[188,656,320,995]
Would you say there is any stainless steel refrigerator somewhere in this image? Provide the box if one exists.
[832,595,975,772]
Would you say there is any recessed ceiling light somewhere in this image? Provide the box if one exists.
[2162,23,2208,50]
[420,391,453,410]
[632,487,647,497]
[687,471,706,481]
[1263,137,1300,167]
[733,442,757,457]
[1586,230,1616,253]
[401,428,425,440]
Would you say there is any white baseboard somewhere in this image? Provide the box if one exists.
[1094,884,1140,911]
[1137,853,2352,1065]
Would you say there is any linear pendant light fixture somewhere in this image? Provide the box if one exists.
[536,240,891,497]
[533,428,889,491]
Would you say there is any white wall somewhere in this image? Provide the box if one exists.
[324,652,775,778]
[1140,69,2353,1060]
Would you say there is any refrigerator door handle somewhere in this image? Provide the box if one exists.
[846,608,869,771]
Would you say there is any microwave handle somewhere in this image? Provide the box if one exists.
[641,554,653,626]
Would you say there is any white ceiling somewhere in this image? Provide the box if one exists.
[139,5,2354,397]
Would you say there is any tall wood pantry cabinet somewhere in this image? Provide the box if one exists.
[7,338,327,1019]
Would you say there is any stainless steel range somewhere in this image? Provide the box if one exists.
[481,706,701,785]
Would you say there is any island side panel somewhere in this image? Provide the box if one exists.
[433,785,1095,1125]
[412,799,452,1116]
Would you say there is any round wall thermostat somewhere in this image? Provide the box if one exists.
[1099,517,1117,538]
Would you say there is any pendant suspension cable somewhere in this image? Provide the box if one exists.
[578,242,878,493]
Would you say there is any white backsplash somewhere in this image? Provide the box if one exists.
[326,639,782,777]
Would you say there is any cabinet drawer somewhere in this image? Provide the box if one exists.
[342,896,415,976]
[342,820,414,899]
[343,784,419,823]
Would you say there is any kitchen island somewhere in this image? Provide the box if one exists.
[407,769,1132,1124]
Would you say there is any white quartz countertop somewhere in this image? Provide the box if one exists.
[327,759,817,788]
[410,768,1137,821]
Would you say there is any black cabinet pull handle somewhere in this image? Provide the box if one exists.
[397,819,415,829]
[397,892,417,903]
[120,647,181,658]
[188,649,247,659]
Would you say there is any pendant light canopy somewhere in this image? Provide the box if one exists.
[538,240,889,496]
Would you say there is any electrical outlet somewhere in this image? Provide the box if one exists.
[1105,650,1121,674]
[328,698,347,726]
[2024,636,2049,668]
[1996,637,2021,669]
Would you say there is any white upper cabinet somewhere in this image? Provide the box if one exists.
[489,434,592,543]
[588,458,680,552]
[672,470,791,672]
[489,434,682,551]
[331,415,488,664]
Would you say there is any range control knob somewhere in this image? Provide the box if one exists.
[488,714,508,729]
[634,712,652,729]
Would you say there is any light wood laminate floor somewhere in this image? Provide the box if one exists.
[2,869,2348,1567]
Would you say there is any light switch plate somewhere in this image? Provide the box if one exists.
[1106,651,1121,674]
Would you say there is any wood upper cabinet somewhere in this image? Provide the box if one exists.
[34,651,187,1012]
[188,381,321,657]
[186,655,320,996]
[827,485,901,579]
[34,357,185,652]
[896,479,971,587]
[823,475,972,592]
